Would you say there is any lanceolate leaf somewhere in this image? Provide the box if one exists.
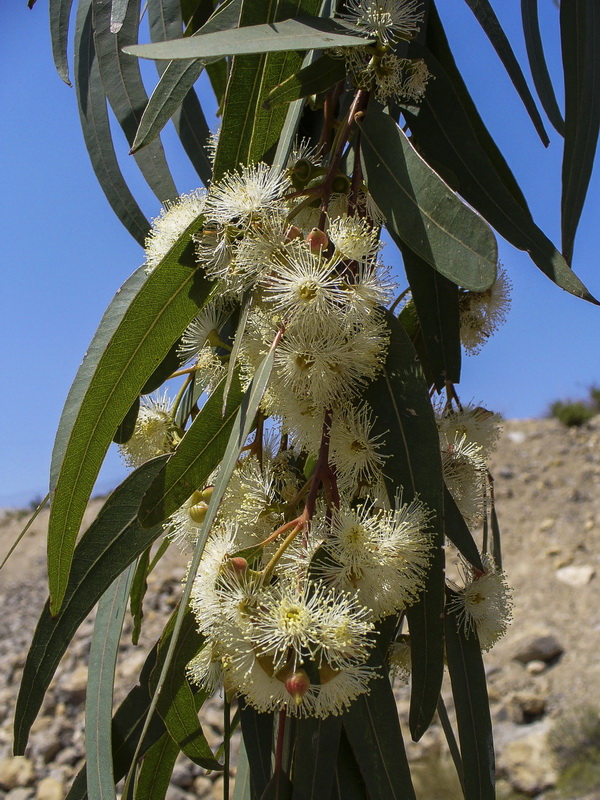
[86,563,136,800]
[92,0,178,204]
[444,594,496,800]
[212,0,324,179]
[462,0,549,146]
[364,312,445,741]
[239,700,274,800]
[139,370,245,526]
[444,486,483,571]
[50,0,75,84]
[360,111,498,292]
[74,0,149,245]
[13,457,168,755]
[48,220,210,614]
[263,53,346,109]
[561,1,600,264]
[521,0,565,136]
[124,17,371,61]
[405,44,597,303]
[343,652,416,800]
[331,731,369,800]
[109,0,130,33]
[232,738,253,800]
[399,242,461,390]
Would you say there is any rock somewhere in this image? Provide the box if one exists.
[539,518,555,532]
[5,789,34,800]
[511,633,564,664]
[526,660,547,675]
[193,776,213,797]
[497,724,558,796]
[0,757,34,790]
[35,777,64,800]
[555,564,595,587]
[171,762,195,789]
[57,665,88,705]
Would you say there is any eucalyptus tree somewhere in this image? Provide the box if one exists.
[14,1,598,799]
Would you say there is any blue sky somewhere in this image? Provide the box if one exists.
[2,1,599,507]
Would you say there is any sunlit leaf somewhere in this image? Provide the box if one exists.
[129,547,150,644]
[109,0,129,33]
[360,111,498,292]
[264,52,346,109]
[134,732,180,800]
[13,457,167,755]
[85,563,135,800]
[48,221,210,614]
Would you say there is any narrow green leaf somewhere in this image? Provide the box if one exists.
[212,0,325,178]
[400,243,461,390]
[74,0,150,245]
[331,730,369,800]
[65,641,168,800]
[48,221,210,614]
[140,338,185,395]
[149,608,221,769]
[490,504,502,571]
[110,0,130,33]
[444,486,484,572]
[134,732,180,800]
[130,548,150,644]
[261,770,293,800]
[264,53,346,109]
[444,593,496,800]
[272,48,319,170]
[291,716,342,800]
[359,111,498,292]
[343,652,415,800]
[14,457,168,755]
[561,1,600,264]
[462,0,549,146]
[364,312,445,741]
[139,370,245,526]
[239,700,274,800]
[222,294,252,415]
[436,696,465,797]
[405,43,598,303]
[521,0,565,136]
[125,17,371,60]
[50,0,75,84]
[86,563,136,800]
[92,0,179,203]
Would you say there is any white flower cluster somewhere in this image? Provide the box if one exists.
[459,267,512,355]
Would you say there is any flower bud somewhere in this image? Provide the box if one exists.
[228,556,249,575]
[284,669,311,705]
[306,228,329,254]
[285,224,303,242]
[189,501,208,524]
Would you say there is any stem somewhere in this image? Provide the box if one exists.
[389,286,411,314]
[261,521,305,584]
[273,709,288,789]
[171,373,193,418]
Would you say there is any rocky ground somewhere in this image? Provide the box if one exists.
[1,416,600,800]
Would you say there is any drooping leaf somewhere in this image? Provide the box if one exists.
[149,609,221,769]
[405,42,597,303]
[291,716,342,800]
[561,1,600,264]
[125,17,371,61]
[462,0,549,146]
[48,222,210,614]
[261,770,294,800]
[330,731,369,800]
[399,243,461,390]
[239,700,274,800]
[212,0,326,179]
[92,0,178,203]
[139,370,245,526]
[50,0,75,84]
[134,732,180,800]
[343,651,416,800]
[359,111,498,292]
[436,696,465,797]
[444,592,496,800]
[232,737,253,800]
[65,641,168,800]
[364,312,445,740]
[263,53,346,109]
[490,503,502,571]
[521,0,565,136]
[85,563,136,800]
[444,486,484,572]
[74,0,149,245]
[13,457,168,755]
